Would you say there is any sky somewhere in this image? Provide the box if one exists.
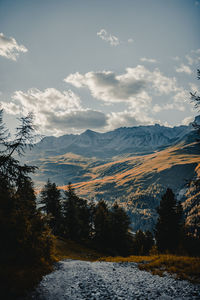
[0,0,200,136]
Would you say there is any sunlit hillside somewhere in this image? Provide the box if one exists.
[29,126,200,232]
[60,140,199,231]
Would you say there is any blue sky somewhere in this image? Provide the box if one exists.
[0,0,200,136]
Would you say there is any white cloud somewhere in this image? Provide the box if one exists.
[140,57,157,63]
[185,49,200,66]
[1,87,158,135]
[106,110,155,131]
[182,116,193,125]
[185,55,194,66]
[1,88,108,135]
[189,83,199,93]
[65,66,186,123]
[65,69,148,104]
[127,38,134,44]
[1,102,21,115]
[64,66,179,107]
[153,103,185,113]
[0,32,27,61]
[173,89,188,103]
[175,64,192,75]
[152,87,188,113]
[97,29,120,46]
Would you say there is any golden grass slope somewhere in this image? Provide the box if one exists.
[60,142,200,200]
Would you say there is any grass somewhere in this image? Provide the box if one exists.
[53,237,103,262]
[53,237,200,284]
[138,255,200,283]
[98,255,155,263]
[99,254,200,283]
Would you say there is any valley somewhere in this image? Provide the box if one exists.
[26,122,200,232]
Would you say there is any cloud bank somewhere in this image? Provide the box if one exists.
[64,66,180,106]
[0,33,27,61]
[1,88,107,135]
[64,65,189,130]
[1,65,191,136]
[175,64,192,75]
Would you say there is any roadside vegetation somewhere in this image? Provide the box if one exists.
[51,237,200,284]
[53,237,102,261]
[99,255,200,284]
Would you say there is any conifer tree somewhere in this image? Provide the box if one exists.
[62,183,79,239]
[13,177,52,264]
[133,230,154,255]
[93,200,111,250]
[75,196,91,241]
[40,179,62,235]
[63,183,90,241]
[155,188,183,253]
[110,203,132,255]
[144,230,154,254]
[133,230,146,255]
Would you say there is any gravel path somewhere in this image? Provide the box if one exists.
[31,260,200,300]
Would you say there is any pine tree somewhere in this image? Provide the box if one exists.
[13,177,52,264]
[62,183,91,241]
[144,230,154,254]
[133,230,146,255]
[40,179,62,235]
[62,183,78,239]
[155,188,183,253]
[75,196,91,241]
[132,230,154,255]
[93,200,111,250]
[110,203,132,255]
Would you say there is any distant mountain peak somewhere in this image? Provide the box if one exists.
[82,129,98,135]
[29,121,194,160]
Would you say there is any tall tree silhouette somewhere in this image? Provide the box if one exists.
[0,109,37,183]
[155,188,183,253]
[133,230,154,255]
[63,183,90,241]
[109,203,132,255]
[93,200,111,250]
[0,109,52,298]
[40,180,62,235]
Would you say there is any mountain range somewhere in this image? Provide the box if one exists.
[25,117,200,232]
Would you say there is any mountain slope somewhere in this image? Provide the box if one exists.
[60,135,200,231]
[25,123,199,232]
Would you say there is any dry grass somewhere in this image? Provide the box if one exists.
[98,255,155,263]
[99,254,200,283]
[53,237,102,262]
[139,255,200,283]
[53,238,200,284]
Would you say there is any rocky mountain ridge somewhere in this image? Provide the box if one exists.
[30,123,191,159]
